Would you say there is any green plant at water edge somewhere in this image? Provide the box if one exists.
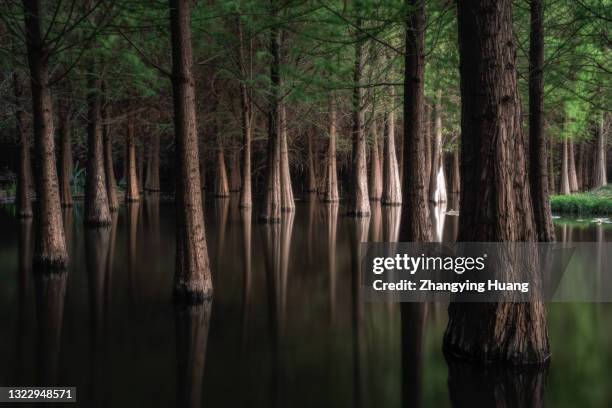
[550,186,612,215]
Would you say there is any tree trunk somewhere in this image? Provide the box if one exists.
[58,107,73,208]
[125,113,140,202]
[444,0,549,365]
[237,15,253,209]
[568,139,578,192]
[369,122,383,201]
[103,106,118,211]
[14,71,33,218]
[449,147,460,194]
[145,133,161,192]
[22,0,68,269]
[214,144,230,197]
[229,149,242,192]
[382,99,402,205]
[323,95,339,202]
[279,104,295,211]
[260,5,282,223]
[138,145,146,193]
[548,138,555,194]
[400,0,431,242]
[592,114,607,188]
[306,130,317,193]
[560,138,570,195]
[429,89,447,203]
[423,102,432,198]
[169,0,212,300]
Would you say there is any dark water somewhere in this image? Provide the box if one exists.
[1,194,611,407]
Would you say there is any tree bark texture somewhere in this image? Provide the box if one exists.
[13,71,32,218]
[382,104,402,205]
[369,122,383,201]
[568,139,578,192]
[103,106,118,211]
[279,104,295,211]
[560,138,570,195]
[324,96,340,202]
[428,89,447,203]
[592,114,607,188]
[214,144,230,197]
[125,114,140,202]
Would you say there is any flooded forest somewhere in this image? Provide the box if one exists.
[0,0,610,407]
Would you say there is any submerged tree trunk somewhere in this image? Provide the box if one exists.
[169,0,212,300]
[22,0,68,269]
[568,139,578,192]
[214,144,230,197]
[103,106,118,212]
[400,0,431,242]
[444,0,549,365]
[429,90,447,203]
[145,133,161,192]
[592,114,607,188]
[382,101,402,205]
[14,71,32,218]
[306,130,317,193]
[125,114,140,202]
[560,138,571,195]
[279,104,295,211]
[58,106,72,208]
[323,96,339,202]
[369,122,383,201]
[348,13,370,216]
[528,0,553,241]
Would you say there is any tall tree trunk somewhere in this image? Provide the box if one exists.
[323,95,339,202]
[428,89,447,203]
[214,143,230,197]
[237,15,253,209]
[138,145,146,193]
[169,0,212,300]
[348,9,370,216]
[369,122,383,201]
[229,149,242,192]
[528,0,553,241]
[444,0,549,365]
[14,71,32,218]
[103,106,118,212]
[568,139,578,192]
[279,104,295,211]
[400,0,431,242]
[22,0,68,269]
[423,103,432,198]
[548,138,555,194]
[560,138,570,195]
[145,133,161,192]
[592,114,607,188]
[125,113,140,202]
[449,147,460,194]
[306,130,317,193]
[260,4,282,222]
[58,106,73,208]
[382,99,402,205]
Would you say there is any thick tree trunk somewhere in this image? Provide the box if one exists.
[323,96,339,202]
[229,149,241,192]
[22,0,68,269]
[103,106,118,212]
[214,144,230,197]
[347,12,370,216]
[145,133,161,192]
[429,90,447,203]
[306,130,317,193]
[400,0,431,242]
[125,115,140,202]
[279,104,295,211]
[369,123,383,201]
[528,0,553,241]
[14,71,32,218]
[260,5,282,223]
[560,138,571,195]
[444,0,549,365]
[58,108,73,208]
[382,102,402,205]
[568,139,578,192]
[592,114,607,188]
[169,0,212,300]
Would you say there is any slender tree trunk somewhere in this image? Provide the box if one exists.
[58,107,73,208]
[423,103,432,198]
[400,0,431,242]
[125,113,140,202]
[22,0,68,269]
[369,122,383,201]
[382,99,402,205]
[237,15,252,209]
[169,0,212,300]
[145,133,161,192]
[592,114,607,188]
[260,4,282,222]
[449,147,460,194]
[279,104,295,211]
[14,71,32,218]
[103,106,118,212]
[214,143,230,197]
[323,95,339,202]
[548,138,555,194]
[348,12,370,217]
[229,149,242,192]
[306,130,317,193]
[429,90,447,203]
[568,139,578,192]
[560,138,570,195]
[138,145,146,193]
[444,0,549,365]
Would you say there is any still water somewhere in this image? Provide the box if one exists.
[0,194,611,407]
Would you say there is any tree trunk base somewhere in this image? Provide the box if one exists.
[17,211,33,219]
[382,201,402,207]
[84,219,112,228]
[346,210,370,217]
[33,255,69,273]
[259,214,281,223]
[174,284,213,305]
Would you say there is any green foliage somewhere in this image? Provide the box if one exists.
[550,186,612,215]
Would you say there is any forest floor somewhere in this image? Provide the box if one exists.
[551,185,612,216]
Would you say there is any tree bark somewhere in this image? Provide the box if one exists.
[237,15,253,209]
[429,89,447,203]
[449,147,460,194]
[13,71,32,218]
[22,0,68,269]
[323,95,339,202]
[568,139,578,192]
[169,0,212,300]
[145,133,161,192]
[229,149,242,192]
[138,145,146,193]
[347,10,370,216]
[214,144,230,197]
[560,138,570,195]
[444,0,549,365]
[382,99,402,205]
[369,122,383,201]
[423,103,432,198]
[125,113,140,202]
[279,104,295,211]
[306,130,317,193]
[400,0,431,242]
[103,105,118,211]
[57,106,73,208]
[592,114,607,188]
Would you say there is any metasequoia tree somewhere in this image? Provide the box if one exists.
[145,133,161,192]
[592,114,607,188]
[323,95,339,202]
[214,142,230,197]
[236,14,253,208]
[279,104,295,211]
[306,130,317,193]
[428,89,447,203]
[559,137,571,195]
[568,139,578,192]
[369,122,383,201]
[169,0,212,300]
[57,103,72,208]
[125,111,140,202]
[381,92,402,205]
[103,104,118,212]
[444,0,549,365]
[13,69,32,218]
